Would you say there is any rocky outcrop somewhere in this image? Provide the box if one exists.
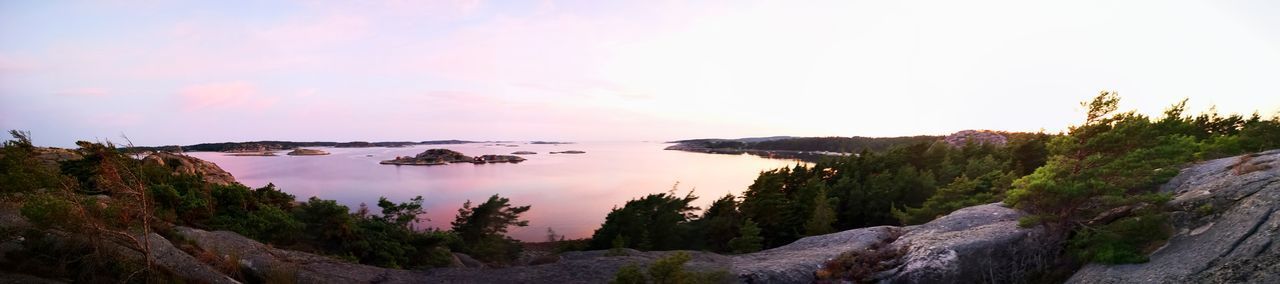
[881,203,1052,283]
[1068,150,1280,283]
[417,203,1047,284]
[142,152,237,185]
[549,151,586,154]
[286,148,330,156]
[511,151,537,155]
[943,130,1008,147]
[173,226,432,283]
[474,155,526,164]
[380,150,526,165]
[106,233,240,284]
[31,147,82,168]
[734,226,902,282]
[381,149,473,165]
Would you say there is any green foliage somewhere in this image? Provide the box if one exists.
[451,194,531,264]
[728,219,762,254]
[1003,92,1280,264]
[804,185,837,235]
[1069,213,1172,264]
[648,252,693,284]
[612,264,647,284]
[607,252,729,284]
[589,190,700,251]
[20,193,75,227]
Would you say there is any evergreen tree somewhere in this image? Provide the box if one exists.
[804,186,836,236]
[729,219,763,254]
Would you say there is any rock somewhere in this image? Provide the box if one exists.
[381,149,472,165]
[942,130,1008,147]
[417,203,1047,284]
[733,226,902,283]
[1068,149,1280,283]
[880,203,1053,283]
[454,253,486,268]
[31,147,82,169]
[286,148,330,156]
[549,151,586,154]
[142,152,237,185]
[424,250,732,284]
[173,226,430,283]
[511,151,537,155]
[473,155,526,164]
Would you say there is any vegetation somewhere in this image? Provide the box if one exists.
[609,252,730,284]
[0,133,530,280]
[592,92,1280,268]
[451,194,532,264]
[672,136,943,153]
[1006,92,1280,263]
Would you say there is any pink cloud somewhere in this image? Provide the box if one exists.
[179,81,278,110]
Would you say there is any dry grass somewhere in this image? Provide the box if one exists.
[816,230,906,283]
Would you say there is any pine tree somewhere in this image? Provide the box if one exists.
[804,186,836,236]
[729,219,763,253]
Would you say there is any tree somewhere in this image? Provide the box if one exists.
[729,219,763,254]
[451,194,531,263]
[1005,92,1198,263]
[588,189,699,251]
[804,186,836,236]
[377,195,426,229]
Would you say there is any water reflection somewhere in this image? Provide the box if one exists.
[187,142,802,241]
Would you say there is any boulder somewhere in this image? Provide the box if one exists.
[1068,149,1280,283]
[880,203,1053,283]
[142,153,237,185]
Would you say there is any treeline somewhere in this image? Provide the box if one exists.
[128,140,475,152]
[671,136,944,153]
[0,135,525,281]
[591,133,1050,252]
[590,93,1280,265]
[748,136,944,153]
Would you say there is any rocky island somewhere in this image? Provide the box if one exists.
[512,151,537,155]
[549,150,586,154]
[286,148,330,156]
[380,149,526,165]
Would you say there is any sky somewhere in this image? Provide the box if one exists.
[2,0,1279,147]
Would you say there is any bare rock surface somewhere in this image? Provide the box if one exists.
[142,152,237,185]
[1068,150,1280,283]
[880,203,1052,283]
[733,226,901,283]
[173,226,432,283]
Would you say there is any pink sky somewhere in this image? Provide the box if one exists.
[2,0,1279,147]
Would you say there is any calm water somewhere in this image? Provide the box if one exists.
[186,142,800,241]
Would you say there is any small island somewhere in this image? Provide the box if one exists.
[226,151,277,156]
[512,151,537,155]
[380,149,526,165]
[287,148,330,156]
[549,150,586,154]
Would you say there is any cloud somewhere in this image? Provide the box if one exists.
[179,81,278,110]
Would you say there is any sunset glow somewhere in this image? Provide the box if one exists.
[2,1,1279,146]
